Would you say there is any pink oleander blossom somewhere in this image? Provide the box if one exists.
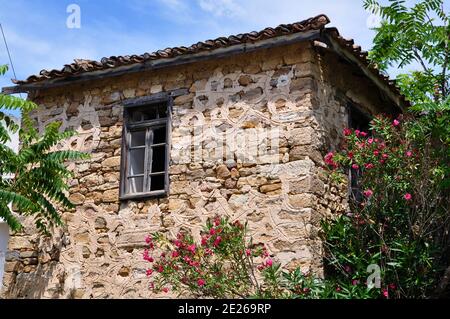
[198,279,206,287]
[364,189,374,198]
[213,236,222,247]
[187,244,196,254]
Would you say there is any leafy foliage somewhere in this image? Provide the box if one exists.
[364,0,449,104]
[0,65,89,235]
[323,115,449,298]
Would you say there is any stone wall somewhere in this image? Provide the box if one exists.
[1,41,389,299]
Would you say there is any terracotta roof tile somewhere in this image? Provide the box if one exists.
[13,14,330,85]
[11,14,407,107]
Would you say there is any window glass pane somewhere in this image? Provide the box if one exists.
[156,104,167,119]
[153,126,166,144]
[129,148,146,175]
[151,145,166,173]
[131,110,144,123]
[142,107,157,121]
[128,176,144,194]
[129,105,161,123]
[130,130,146,147]
[150,174,165,192]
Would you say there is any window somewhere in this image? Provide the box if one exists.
[120,100,171,200]
[348,103,371,203]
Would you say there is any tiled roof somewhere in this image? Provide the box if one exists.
[14,14,330,85]
[11,14,407,107]
[323,28,408,107]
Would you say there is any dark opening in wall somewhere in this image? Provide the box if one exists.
[348,103,372,203]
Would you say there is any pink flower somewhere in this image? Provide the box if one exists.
[352,164,360,170]
[174,240,182,248]
[209,228,216,235]
[143,249,154,262]
[214,218,221,227]
[201,237,208,246]
[198,279,206,287]
[171,251,180,258]
[324,152,338,169]
[245,249,251,256]
[360,132,368,137]
[265,258,273,267]
[187,244,196,254]
[336,286,342,292]
[324,152,334,164]
[213,236,222,247]
[145,235,152,244]
[393,119,400,127]
[365,163,374,169]
[355,130,361,137]
[184,256,191,263]
[406,151,412,157]
[382,154,389,159]
[205,248,213,256]
[368,138,374,145]
[373,150,379,156]
[343,128,352,136]
[363,189,374,198]
[348,152,354,159]
[382,288,389,298]
[404,193,412,201]
[389,283,396,290]
[162,287,169,293]
[352,279,359,286]
[146,269,153,277]
[157,265,164,273]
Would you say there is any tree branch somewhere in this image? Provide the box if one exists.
[413,48,431,74]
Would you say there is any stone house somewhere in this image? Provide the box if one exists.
[1,15,406,298]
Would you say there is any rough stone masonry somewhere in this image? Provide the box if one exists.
[1,38,401,298]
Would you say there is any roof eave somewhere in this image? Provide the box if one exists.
[321,28,409,112]
[2,29,323,95]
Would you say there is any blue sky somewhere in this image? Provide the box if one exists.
[0,0,444,117]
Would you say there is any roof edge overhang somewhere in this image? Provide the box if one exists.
[2,29,323,95]
[320,28,408,112]
[2,26,408,113]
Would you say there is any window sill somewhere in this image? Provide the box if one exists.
[119,190,167,201]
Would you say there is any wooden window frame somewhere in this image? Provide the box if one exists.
[119,96,173,201]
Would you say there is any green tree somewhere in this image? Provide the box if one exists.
[364,0,449,103]
[315,0,450,298]
[0,65,88,235]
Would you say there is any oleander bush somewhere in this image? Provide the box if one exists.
[322,114,449,298]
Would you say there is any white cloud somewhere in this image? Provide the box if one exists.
[198,0,244,17]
